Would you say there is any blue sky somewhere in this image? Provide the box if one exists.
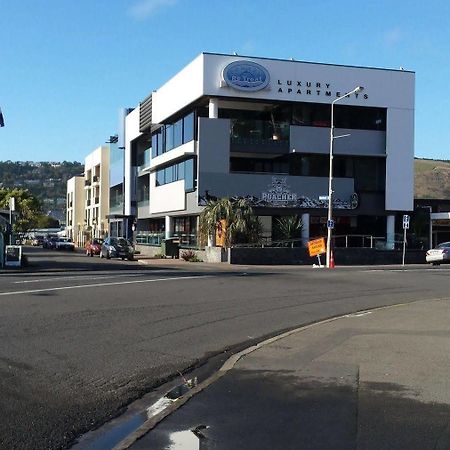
[0,0,449,162]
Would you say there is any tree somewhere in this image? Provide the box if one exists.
[36,215,60,229]
[199,197,262,248]
[0,188,42,235]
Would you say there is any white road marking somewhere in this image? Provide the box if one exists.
[13,272,165,284]
[360,268,447,273]
[0,275,211,297]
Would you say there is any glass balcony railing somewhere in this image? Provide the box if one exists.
[171,232,198,248]
[135,232,165,246]
[138,148,151,171]
[230,119,290,146]
[109,201,123,215]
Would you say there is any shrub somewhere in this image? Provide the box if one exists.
[181,249,202,262]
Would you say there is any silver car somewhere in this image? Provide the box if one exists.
[425,242,450,265]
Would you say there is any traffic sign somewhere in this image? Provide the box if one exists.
[307,238,326,257]
[402,215,410,230]
[327,219,335,229]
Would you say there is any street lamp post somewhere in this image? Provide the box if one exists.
[326,86,364,268]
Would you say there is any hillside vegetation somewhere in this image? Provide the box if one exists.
[0,161,83,221]
[415,158,450,199]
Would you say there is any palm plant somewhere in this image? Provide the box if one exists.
[274,215,303,241]
[199,197,262,248]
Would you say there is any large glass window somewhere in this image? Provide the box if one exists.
[222,102,386,136]
[183,112,194,142]
[155,158,196,192]
[184,158,195,192]
[335,105,386,131]
[173,119,183,148]
[230,153,385,191]
[151,111,195,158]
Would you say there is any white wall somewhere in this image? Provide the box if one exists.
[150,140,196,171]
[152,54,205,124]
[125,107,141,215]
[149,177,186,214]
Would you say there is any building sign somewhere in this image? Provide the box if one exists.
[200,186,359,210]
[222,61,270,92]
[276,79,368,100]
[261,177,297,205]
[221,60,369,100]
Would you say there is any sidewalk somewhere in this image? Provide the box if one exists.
[128,297,450,449]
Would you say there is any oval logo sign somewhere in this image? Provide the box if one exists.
[222,60,270,92]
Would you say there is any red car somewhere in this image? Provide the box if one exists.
[85,239,104,257]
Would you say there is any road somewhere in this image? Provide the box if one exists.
[0,247,449,449]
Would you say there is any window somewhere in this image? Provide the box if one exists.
[184,158,195,192]
[166,124,174,151]
[183,112,194,142]
[151,111,195,158]
[174,119,183,148]
[155,158,196,192]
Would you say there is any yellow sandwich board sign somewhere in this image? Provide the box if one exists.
[308,238,326,257]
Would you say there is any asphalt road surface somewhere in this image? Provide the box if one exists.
[1,247,449,449]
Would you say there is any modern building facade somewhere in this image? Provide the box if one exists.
[66,145,110,245]
[84,145,110,239]
[123,53,415,248]
[66,175,84,244]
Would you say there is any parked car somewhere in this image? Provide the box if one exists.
[54,237,75,251]
[42,234,58,249]
[425,242,450,265]
[32,235,45,246]
[100,237,134,260]
[85,238,104,257]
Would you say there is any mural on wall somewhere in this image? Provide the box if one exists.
[199,177,359,210]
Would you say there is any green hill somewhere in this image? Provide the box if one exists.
[415,158,450,199]
[0,161,83,222]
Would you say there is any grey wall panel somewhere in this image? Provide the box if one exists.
[198,118,231,175]
[290,125,386,156]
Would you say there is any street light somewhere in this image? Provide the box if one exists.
[326,86,364,268]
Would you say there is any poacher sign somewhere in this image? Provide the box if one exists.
[222,60,369,100]
[261,177,297,205]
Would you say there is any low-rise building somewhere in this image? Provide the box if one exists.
[121,53,415,250]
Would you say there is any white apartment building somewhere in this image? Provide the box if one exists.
[66,145,110,245]
[122,53,414,248]
[66,175,84,244]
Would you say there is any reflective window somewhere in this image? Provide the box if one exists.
[183,113,194,142]
[151,111,196,158]
[165,124,173,151]
[174,119,183,148]
[155,158,196,192]
[184,158,194,192]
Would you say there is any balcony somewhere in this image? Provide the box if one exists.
[93,175,99,183]
[138,148,151,173]
[230,118,290,154]
[135,232,164,246]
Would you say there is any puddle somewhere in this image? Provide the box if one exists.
[73,377,198,449]
[73,413,146,449]
[168,430,200,449]
[146,378,197,419]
